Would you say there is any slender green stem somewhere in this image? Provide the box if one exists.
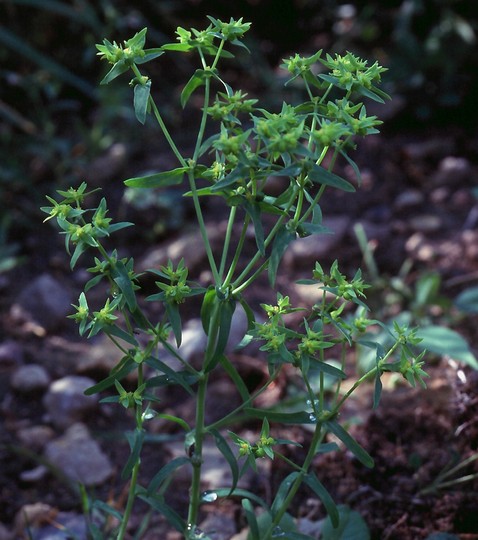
[187,299,221,529]
[219,206,237,280]
[263,422,326,538]
[149,98,187,167]
[117,364,144,540]
[222,216,250,289]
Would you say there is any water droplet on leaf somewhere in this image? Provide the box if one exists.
[200,490,218,503]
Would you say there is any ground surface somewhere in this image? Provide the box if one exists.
[1,119,478,540]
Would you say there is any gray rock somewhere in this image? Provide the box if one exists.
[10,274,72,332]
[10,364,51,393]
[43,375,98,428]
[17,425,55,451]
[44,423,113,486]
[0,340,24,367]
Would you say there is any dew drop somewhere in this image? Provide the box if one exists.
[309,413,317,422]
[272,526,285,537]
[200,490,218,503]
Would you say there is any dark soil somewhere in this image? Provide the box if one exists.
[2,88,478,540]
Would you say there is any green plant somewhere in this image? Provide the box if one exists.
[43,17,428,540]
[354,223,478,373]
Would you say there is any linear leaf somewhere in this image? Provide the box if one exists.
[244,408,315,424]
[147,456,190,495]
[138,493,186,532]
[181,69,207,108]
[209,429,239,494]
[325,420,374,468]
[271,472,300,516]
[134,80,151,124]
[303,473,339,527]
[122,429,145,479]
[111,260,137,311]
[242,499,260,540]
[124,167,188,188]
[308,164,355,192]
[268,226,295,286]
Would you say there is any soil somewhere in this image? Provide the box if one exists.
[2,99,478,540]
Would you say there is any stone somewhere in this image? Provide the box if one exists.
[10,364,51,393]
[0,340,24,367]
[44,423,113,486]
[43,375,98,428]
[10,274,72,332]
[16,425,55,451]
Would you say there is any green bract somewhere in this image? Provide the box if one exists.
[43,17,428,540]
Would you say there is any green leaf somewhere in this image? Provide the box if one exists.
[268,226,296,286]
[104,324,140,346]
[415,326,478,369]
[455,286,478,313]
[244,201,265,256]
[138,493,186,532]
[165,302,182,347]
[308,164,355,192]
[219,354,250,402]
[245,408,315,424]
[209,429,239,494]
[181,69,208,108]
[320,504,370,540]
[200,286,216,335]
[145,356,195,396]
[271,472,300,516]
[84,357,136,395]
[124,167,188,188]
[134,80,151,124]
[208,299,236,369]
[111,260,137,311]
[122,429,145,479]
[243,499,260,540]
[373,372,382,409]
[303,473,339,528]
[325,420,374,468]
[161,42,193,52]
[147,456,190,495]
[100,60,129,85]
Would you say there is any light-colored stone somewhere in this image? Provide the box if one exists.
[10,274,72,332]
[44,423,113,486]
[43,375,98,428]
[10,364,50,393]
[17,425,55,451]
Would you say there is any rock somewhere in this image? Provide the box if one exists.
[44,423,113,486]
[17,425,55,451]
[283,216,350,269]
[0,340,24,367]
[10,274,72,333]
[393,189,425,210]
[0,522,12,540]
[43,375,98,428]
[29,512,87,540]
[432,156,472,185]
[10,364,51,393]
[137,224,225,276]
[14,503,58,537]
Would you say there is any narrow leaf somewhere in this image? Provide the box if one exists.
[242,499,260,540]
[268,226,295,286]
[308,164,355,192]
[219,354,250,402]
[181,69,207,108]
[138,493,186,532]
[111,260,137,311]
[271,472,300,516]
[244,408,315,424]
[303,473,339,527]
[147,456,190,495]
[244,201,265,256]
[325,420,374,468]
[209,429,239,494]
[134,80,151,124]
[320,504,371,540]
[122,429,145,479]
[124,167,188,188]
